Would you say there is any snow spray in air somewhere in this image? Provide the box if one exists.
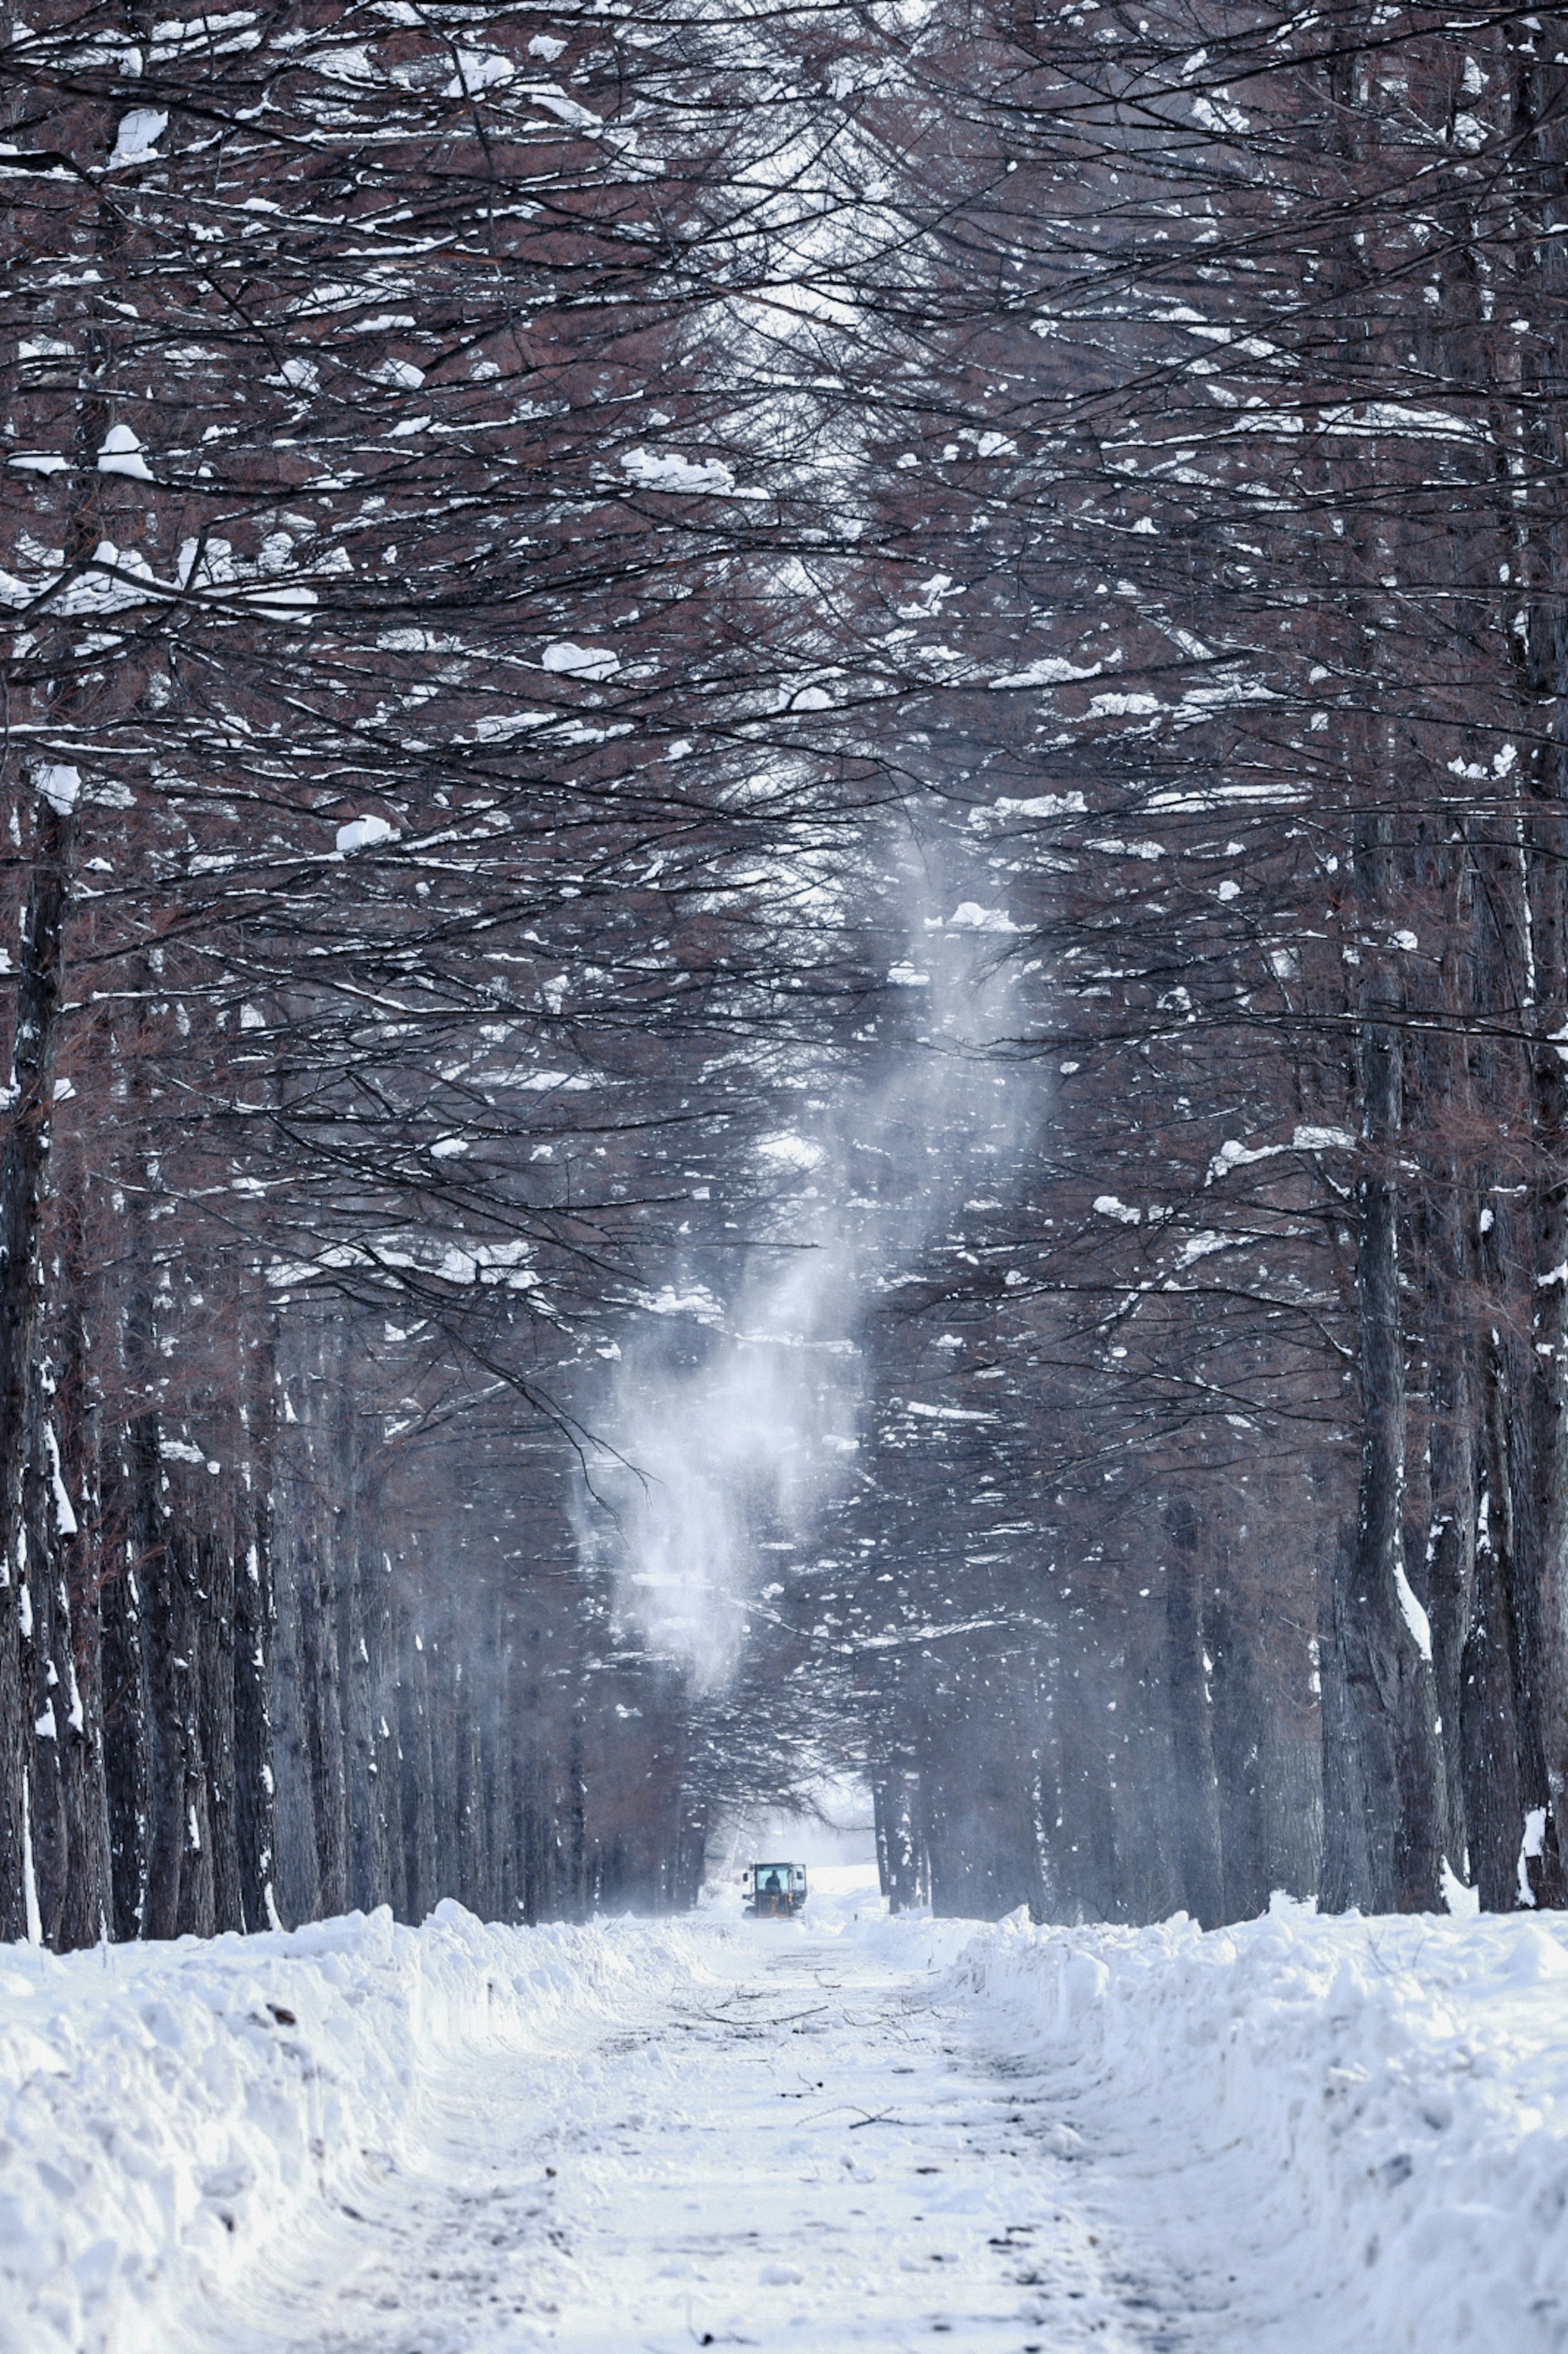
[574,841,1039,1683]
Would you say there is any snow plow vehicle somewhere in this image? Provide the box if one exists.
[743,1861,807,1919]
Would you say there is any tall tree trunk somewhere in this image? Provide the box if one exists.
[24,1426,68,1946]
[1419,836,1483,1886]
[1464,1318,1533,1908]
[147,1515,212,1942]
[380,1587,409,1928]
[100,1432,149,1942]
[1506,0,1568,1916]
[0,785,79,1940]
[201,1522,244,1934]
[872,1771,926,1912]
[234,1482,278,1932]
[567,1710,588,1920]
[457,1661,487,1911]
[270,1494,320,1928]
[1523,842,1568,1902]
[1163,1522,1225,1929]
[56,1317,112,1951]
[334,1365,388,1915]
[1424,1217,1480,1884]
[399,1614,437,1923]
[298,1515,350,1918]
[484,1592,514,1923]
[172,1518,218,1942]
[1320,1525,1374,1913]
[1208,1580,1268,1923]
[1337,809,1448,1910]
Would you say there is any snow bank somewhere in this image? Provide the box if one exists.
[15,1878,1568,2354]
[0,1903,708,2354]
[955,1898,1568,2352]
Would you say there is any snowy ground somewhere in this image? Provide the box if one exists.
[5,1871,1568,2354]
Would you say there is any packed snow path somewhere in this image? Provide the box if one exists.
[10,1872,1568,2353]
[201,1903,1119,2354]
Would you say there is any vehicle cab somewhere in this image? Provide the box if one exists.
[743,1861,807,1918]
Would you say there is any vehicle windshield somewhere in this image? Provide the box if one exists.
[753,1866,801,1895]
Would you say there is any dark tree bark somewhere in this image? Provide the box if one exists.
[54,1292,112,1951]
[24,1431,68,1946]
[399,1616,438,1924]
[335,1404,388,1915]
[1320,1541,1374,1915]
[0,788,79,1939]
[100,1442,149,1944]
[1463,1324,1532,1910]
[234,1483,278,1932]
[200,1521,244,1934]
[297,1515,349,1920]
[1163,1509,1226,1929]
[270,1487,320,1930]
[1336,812,1448,1910]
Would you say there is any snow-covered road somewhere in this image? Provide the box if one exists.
[9,1869,1568,2354]
[210,1887,1114,2354]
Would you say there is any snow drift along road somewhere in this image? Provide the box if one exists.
[2,1872,1566,2351]
[964,1895,1568,2350]
[0,1899,706,2354]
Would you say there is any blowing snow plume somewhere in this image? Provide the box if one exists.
[575,849,1040,1683]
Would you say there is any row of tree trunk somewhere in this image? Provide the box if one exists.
[10,0,1568,1944]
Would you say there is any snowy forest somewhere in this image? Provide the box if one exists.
[3,0,1566,1951]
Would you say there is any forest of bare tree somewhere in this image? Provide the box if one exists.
[3,0,1567,1947]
